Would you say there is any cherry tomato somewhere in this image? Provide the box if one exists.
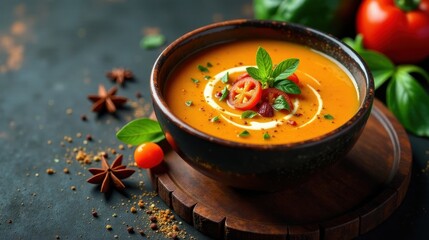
[287,73,300,84]
[261,88,294,111]
[228,77,262,110]
[134,142,164,169]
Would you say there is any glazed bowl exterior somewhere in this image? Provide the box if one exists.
[150,19,374,191]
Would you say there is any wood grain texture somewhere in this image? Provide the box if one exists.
[148,99,412,240]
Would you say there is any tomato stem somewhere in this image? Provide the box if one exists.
[395,0,420,12]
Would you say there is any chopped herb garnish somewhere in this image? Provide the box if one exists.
[204,75,211,80]
[198,65,209,72]
[324,114,334,120]
[211,116,220,122]
[185,100,193,106]
[207,62,213,67]
[272,95,290,111]
[263,132,270,140]
[191,78,200,84]
[140,34,166,50]
[238,130,250,137]
[241,110,258,119]
[219,86,229,101]
[221,72,229,83]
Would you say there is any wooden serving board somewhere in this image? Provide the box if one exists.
[149,99,412,240]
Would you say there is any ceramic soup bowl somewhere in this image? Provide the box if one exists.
[150,19,374,191]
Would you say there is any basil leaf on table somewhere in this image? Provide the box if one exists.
[116,118,165,145]
[387,66,429,136]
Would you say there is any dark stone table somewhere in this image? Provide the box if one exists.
[1,1,428,239]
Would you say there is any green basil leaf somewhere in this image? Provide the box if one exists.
[324,114,334,120]
[211,116,220,122]
[238,130,250,137]
[274,79,301,94]
[256,47,272,79]
[272,95,290,111]
[221,72,229,83]
[273,58,299,80]
[387,67,429,136]
[116,118,165,145]
[191,78,200,84]
[185,100,193,106]
[140,34,166,49]
[219,86,229,101]
[246,66,263,81]
[241,110,258,119]
[358,50,395,89]
[263,132,270,140]
[198,64,209,72]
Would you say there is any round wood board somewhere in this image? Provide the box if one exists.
[149,99,412,240]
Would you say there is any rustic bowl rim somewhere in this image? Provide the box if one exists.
[151,19,374,150]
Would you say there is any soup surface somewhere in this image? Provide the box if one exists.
[165,39,359,144]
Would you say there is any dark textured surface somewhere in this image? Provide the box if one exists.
[0,1,428,239]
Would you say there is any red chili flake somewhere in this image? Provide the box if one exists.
[214,91,222,98]
[287,120,297,126]
[91,209,98,218]
[150,223,158,230]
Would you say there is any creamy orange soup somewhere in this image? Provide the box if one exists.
[165,39,359,144]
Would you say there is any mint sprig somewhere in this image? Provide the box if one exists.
[246,47,300,94]
[344,35,429,137]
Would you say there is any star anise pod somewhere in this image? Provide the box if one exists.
[87,84,127,113]
[106,68,134,85]
[87,154,135,193]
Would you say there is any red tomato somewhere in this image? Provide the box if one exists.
[134,142,164,169]
[261,88,294,111]
[356,0,429,63]
[287,73,300,84]
[228,77,262,110]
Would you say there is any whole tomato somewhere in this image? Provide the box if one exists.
[356,0,429,63]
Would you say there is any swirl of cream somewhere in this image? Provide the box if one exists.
[203,66,323,130]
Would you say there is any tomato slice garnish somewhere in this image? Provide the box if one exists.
[261,88,294,111]
[228,77,262,110]
[287,73,299,84]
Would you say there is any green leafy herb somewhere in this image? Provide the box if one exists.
[238,130,250,137]
[140,34,166,50]
[274,79,301,94]
[344,34,429,137]
[386,66,429,136]
[219,86,229,101]
[324,114,334,120]
[221,72,229,83]
[272,95,290,111]
[246,46,300,94]
[263,132,270,140]
[185,100,193,106]
[116,118,165,145]
[198,65,209,73]
[204,76,211,80]
[211,116,220,122]
[241,110,258,119]
[207,62,213,67]
[191,78,200,84]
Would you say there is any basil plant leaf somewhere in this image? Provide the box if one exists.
[272,95,290,111]
[256,47,273,80]
[116,118,165,145]
[274,80,301,94]
[386,67,429,137]
[273,58,299,80]
[246,66,263,81]
[358,50,395,89]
